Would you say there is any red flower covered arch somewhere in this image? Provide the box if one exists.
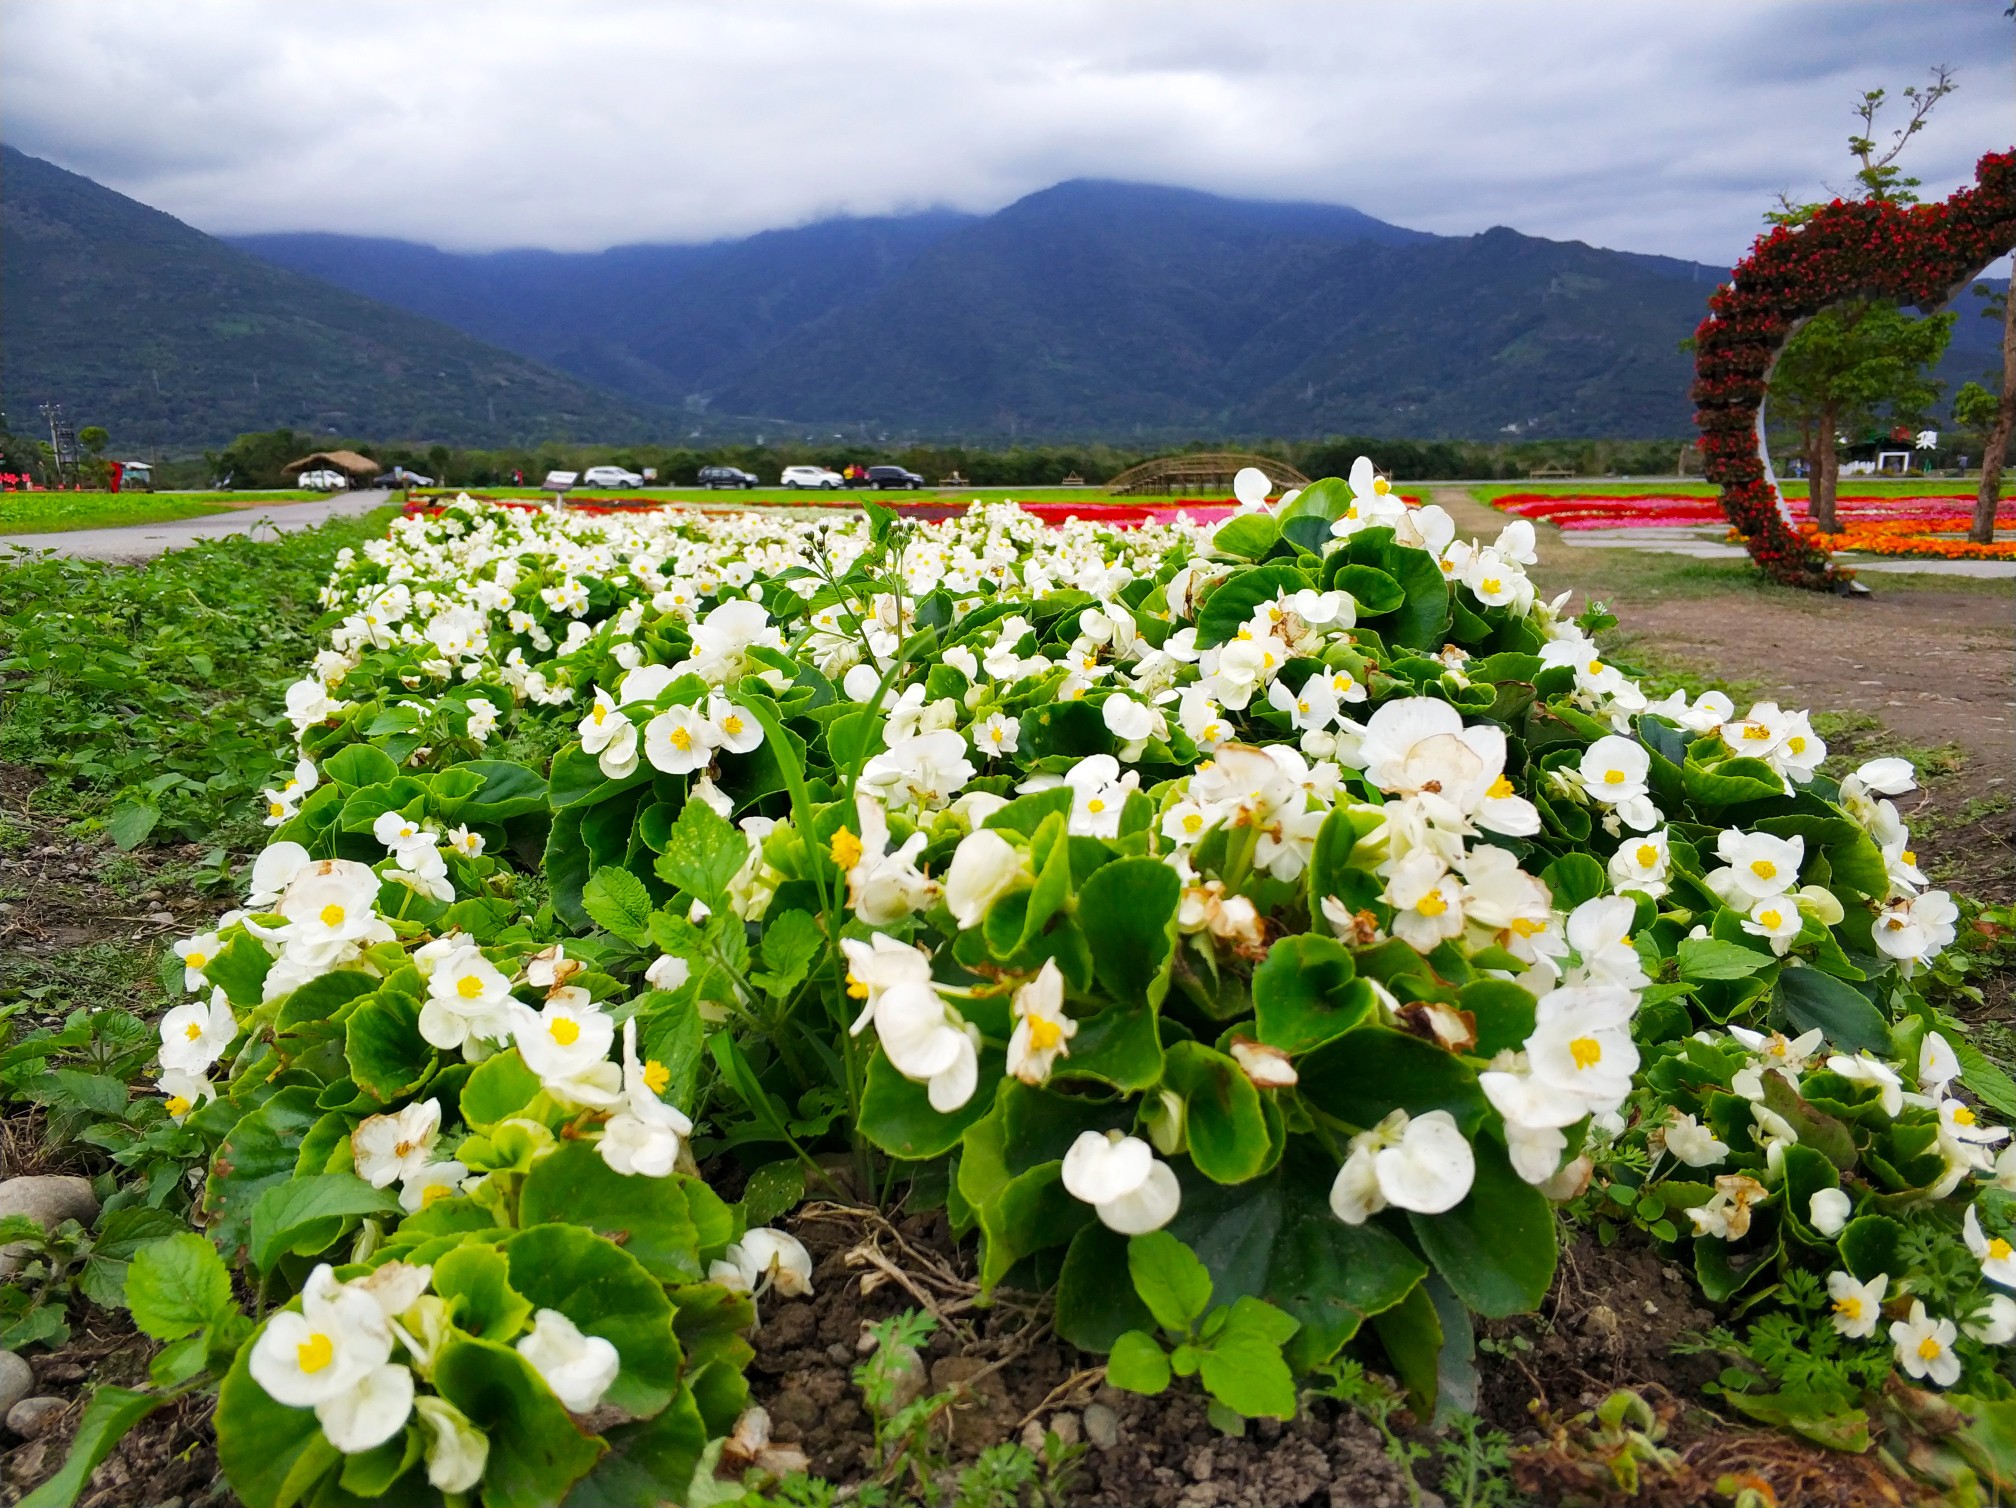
[1692,149,2016,588]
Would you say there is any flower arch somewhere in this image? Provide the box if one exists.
[1692,148,2016,588]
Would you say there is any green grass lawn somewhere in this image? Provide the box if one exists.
[0,489,324,534]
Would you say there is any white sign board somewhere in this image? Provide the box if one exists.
[542,470,579,492]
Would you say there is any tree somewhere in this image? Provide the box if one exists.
[1766,68,1959,531]
[77,425,109,456]
[1956,283,2014,545]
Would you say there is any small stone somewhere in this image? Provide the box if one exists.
[825,1342,853,1366]
[1048,1411,1081,1446]
[0,1352,32,1419]
[7,1395,68,1438]
[146,910,176,926]
[0,1177,100,1279]
[1020,1418,1047,1454]
[1083,1402,1120,1450]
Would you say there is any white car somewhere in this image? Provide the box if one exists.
[779,465,844,490]
[297,469,348,491]
[581,465,645,489]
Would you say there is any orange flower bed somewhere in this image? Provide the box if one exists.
[1726,509,2016,560]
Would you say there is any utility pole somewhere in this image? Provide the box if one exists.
[41,403,79,487]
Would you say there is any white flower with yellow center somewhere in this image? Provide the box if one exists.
[1741,895,1803,955]
[971,711,1021,759]
[159,988,237,1075]
[277,859,386,950]
[158,1068,215,1122]
[445,824,485,859]
[398,1159,468,1213]
[1890,1301,1961,1388]
[352,1100,442,1189]
[513,993,618,1105]
[418,944,519,1053]
[1383,849,1465,952]
[1525,985,1638,1114]
[1709,829,1803,903]
[1872,890,1958,970]
[710,1227,816,1299]
[1661,1111,1730,1169]
[1007,960,1076,1086]
[1577,736,1658,831]
[1965,1203,2016,1289]
[1062,754,1136,839]
[708,695,765,755]
[1329,1109,1476,1223]
[250,1264,411,1451]
[642,702,716,776]
[1062,1131,1181,1234]
[1606,829,1671,897]
[172,932,222,991]
[843,793,940,927]
[1827,1270,1886,1339]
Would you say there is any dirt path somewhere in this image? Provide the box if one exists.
[0,488,394,561]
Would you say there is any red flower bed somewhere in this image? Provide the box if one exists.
[1690,149,2016,587]
[1491,490,1999,532]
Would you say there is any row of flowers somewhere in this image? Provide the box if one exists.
[125,456,2014,1502]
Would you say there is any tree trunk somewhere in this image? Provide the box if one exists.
[1971,287,2015,546]
[1812,403,1840,532]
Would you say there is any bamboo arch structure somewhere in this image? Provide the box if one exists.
[1104,452,1311,496]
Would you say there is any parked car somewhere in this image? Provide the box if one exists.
[858,464,925,490]
[582,465,645,489]
[298,469,349,491]
[780,465,845,490]
[371,467,434,489]
[698,465,760,489]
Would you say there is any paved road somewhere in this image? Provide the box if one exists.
[0,489,396,563]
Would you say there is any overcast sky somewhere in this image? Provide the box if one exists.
[2,0,2009,263]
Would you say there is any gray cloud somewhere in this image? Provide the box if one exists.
[1,0,2007,262]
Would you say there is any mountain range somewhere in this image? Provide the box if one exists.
[3,145,2000,450]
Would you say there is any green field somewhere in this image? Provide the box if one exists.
[0,489,323,535]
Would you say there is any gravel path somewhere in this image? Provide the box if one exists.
[0,490,395,562]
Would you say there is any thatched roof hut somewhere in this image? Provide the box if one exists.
[283,450,380,478]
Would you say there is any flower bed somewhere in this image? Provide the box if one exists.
[40,462,2016,1505]
[1487,491,2016,560]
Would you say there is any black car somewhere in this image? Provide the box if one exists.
[857,465,925,490]
[698,465,759,490]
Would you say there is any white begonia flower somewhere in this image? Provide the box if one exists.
[1525,985,1639,1114]
[873,977,981,1111]
[516,1308,621,1414]
[250,1262,399,1414]
[944,827,1024,931]
[1919,1031,1963,1093]
[1710,829,1804,902]
[278,859,387,950]
[1873,890,1959,970]
[316,1359,416,1455]
[1329,1109,1476,1222]
[972,711,1021,759]
[1006,960,1076,1085]
[1383,849,1465,952]
[1101,692,1161,746]
[351,1099,442,1188]
[1607,828,1671,897]
[1828,1270,1887,1339]
[1232,465,1272,510]
[372,808,434,858]
[1999,1146,2016,1194]
[643,702,716,776]
[446,823,485,859]
[1890,1301,1962,1388]
[843,792,939,926]
[413,1396,490,1493]
[398,1160,469,1213]
[707,696,765,754]
[600,1018,693,1178]
[418,943,519,1052]
[578,689,640,779]
[710,1227,816,1298]
[1808,1188,1852,1237]
[1577,736,1658,831]
[839,932,934,1033]
[1503,1119,1569,1185]
[1662,1111,1730,1169]
[1741,895,1804,955]
[1062,754,1137,838]
[158,1068,215,1121]
[644,954,691,992]
[1964,1203,2016,1289]
[1563,896,1648,990]
[1062,1131,1181,1234]
[159,988,237,1074]
[513,994,619,1105]
[245,841,314,909]
[1850,757,1917,797]
[1685,1173,1769,1241]
[1964,1295,2016,1346]
[172,932,222,991]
